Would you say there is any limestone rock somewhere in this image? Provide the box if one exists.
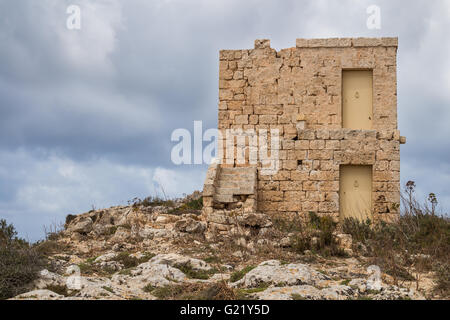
[148,253,212,271]
[12,289,64,300]
[232,260,329,288]
[237,213,272,228]
[94,252,117,263]
[254,284,354,300]
[138,227,172,239]
[33,269,66,289]
[174,218,206,234]
[67,218,93,234]
[334,233,353,250]
[110,227,131,243]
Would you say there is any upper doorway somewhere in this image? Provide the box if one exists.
[342,70,373,129]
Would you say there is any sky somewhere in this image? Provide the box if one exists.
[0,0,449,241]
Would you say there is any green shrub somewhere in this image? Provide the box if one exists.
[131,196,174,208]
[341,187,449,289]
[44,284,69,296]
[143,282,235,300]
[113,252,154,269]
[0,219,45,300]
[167,197,203,215]
[434,263,450,297]
[291,212,346,257]
[174,264,217,280]
[230,265,256,283]
[203,255,221,264]
[272,214,304,233]
[342,218,373,242]
[65,214,77,226]
[34,240,64,256]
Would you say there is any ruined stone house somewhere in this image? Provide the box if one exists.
[202,37,405,234]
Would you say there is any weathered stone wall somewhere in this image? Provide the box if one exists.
[214,38,402,222]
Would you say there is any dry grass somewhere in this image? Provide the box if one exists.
[0,219,46,300]
[143,281,236,300]
[342,183,449,297]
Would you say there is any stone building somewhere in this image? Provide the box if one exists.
[202,37,405,234]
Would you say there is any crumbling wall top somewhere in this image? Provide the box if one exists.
[251,37,398,50]
[295,37,398,48]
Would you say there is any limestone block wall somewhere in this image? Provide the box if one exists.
[214,38,402,222]
[257,128,400,222]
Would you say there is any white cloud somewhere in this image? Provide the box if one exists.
[56,0,123,75]
[152,166,205,198]
[0,149,205,241]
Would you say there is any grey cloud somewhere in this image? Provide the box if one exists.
[0,0,449,241]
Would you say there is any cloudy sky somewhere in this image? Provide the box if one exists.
[0,0,449,241]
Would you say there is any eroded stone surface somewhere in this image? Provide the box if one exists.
[231,260,329,288]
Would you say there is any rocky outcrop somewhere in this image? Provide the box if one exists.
[231,260,329,288]
[16,192,428,301]
[12,256,424,300]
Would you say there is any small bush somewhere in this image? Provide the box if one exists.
[43,222,64,241]
[167,197,203,215]
[34,240,64,257]
[65,214,77,226]
[203,255,221,264]
[44,284,69,296]
[131,196,174,208]
[341,183,449,291]
[144,282,235,300]
[174,264,217,280]
[434,263,450,297]
[113,252,154,269]
[342,218,373,243]
[230,265,256,283]
[272,214,304,233]
[0,219,45,300]
[291,212,346,257]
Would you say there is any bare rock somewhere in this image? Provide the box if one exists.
[33,269,66,289]
[94,252,117,263]
[174,218,206,234]
[138,227,172,239]
[280,237,291,247]
[67,218,93,234]
[110,227,131,243]
[12,289,64,300]
[232,260,329,288]
[148,253,212,271]
[237,213,272,228]
[254,284,354,300]
[112,262,187,289]
[334,233,353,250]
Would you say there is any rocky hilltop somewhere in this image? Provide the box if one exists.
[11,192,442,300]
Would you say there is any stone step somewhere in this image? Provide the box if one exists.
[217,180,240,188]
[213,194,235,203]
[219,173,256,181]
[211,165,257,204]
[217,181,255,191]
[216,186,255,196]
[220,167,257,176]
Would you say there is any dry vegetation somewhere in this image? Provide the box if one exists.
[0,181,448,300]
[0,220,45,299]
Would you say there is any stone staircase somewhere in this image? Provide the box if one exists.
[213,167,257,204]
[202,163,257,217]
[202,163,272,237]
